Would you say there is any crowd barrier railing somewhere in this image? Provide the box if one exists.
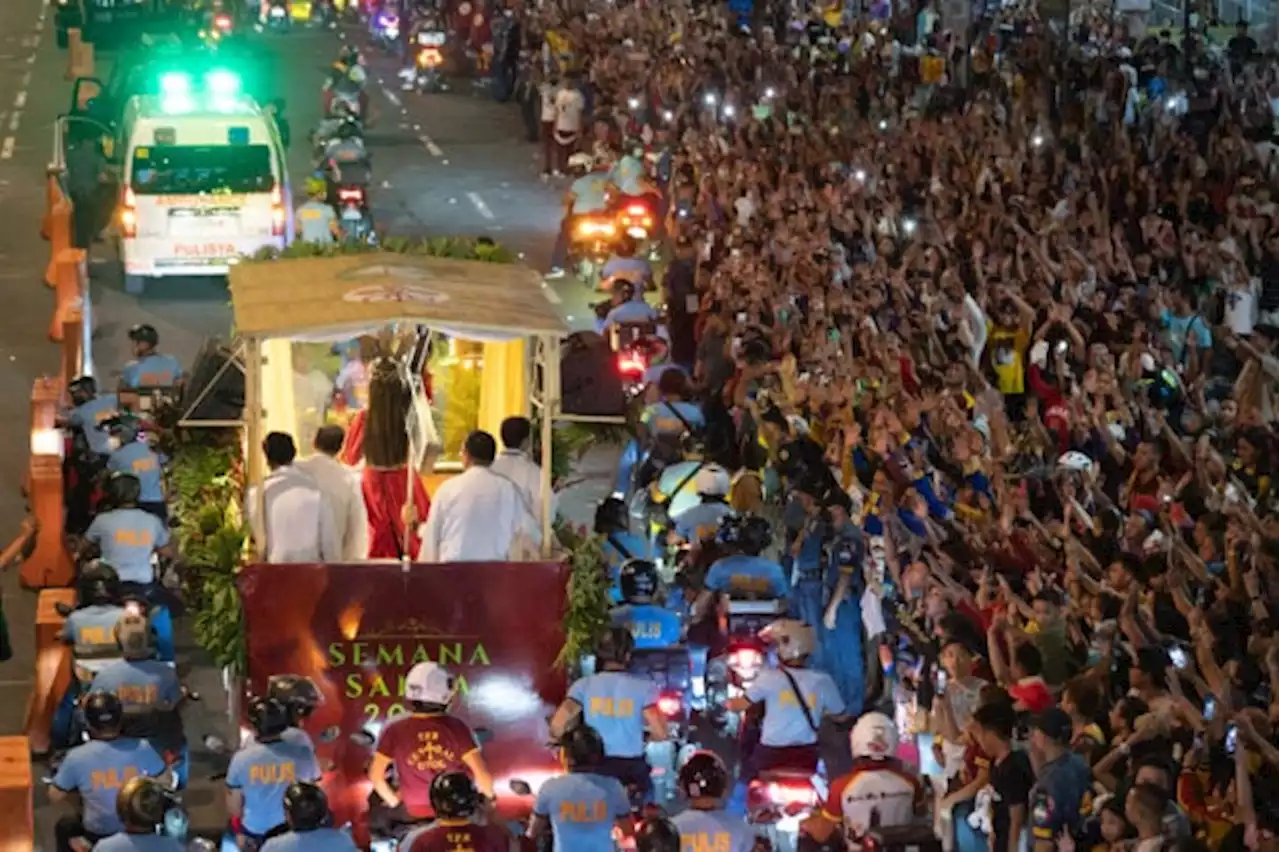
[25,378,73,590]
[65,29,94,81]
[21,589,75,759]
[0,735,35,850]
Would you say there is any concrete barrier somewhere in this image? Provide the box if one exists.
[0,736,35,850]
[49,248,86,343]
[21,589,75,757]
[40,171,65,242]
[44,199,72,289]
[61,305,84,393]
[65,29,94,80]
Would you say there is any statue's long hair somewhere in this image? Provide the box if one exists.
[364,355,411,469]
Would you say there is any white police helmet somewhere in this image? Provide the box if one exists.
[849,711,899,760]
[404,661,455,705]
[760,619,815,663]
[694,464,730,497]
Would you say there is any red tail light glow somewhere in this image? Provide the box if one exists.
[338,188,364,202]
[120,188,138,238]
[617,353,646,375]
[656,692,682,718]
[270,186,286,236]
[728,647,764,672]
[214,13,232,29]
[626,204,648,216]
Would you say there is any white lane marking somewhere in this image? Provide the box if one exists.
[466,192,494,220]
[382,87,401,107]
[21,35,38,48]
[419,135,442,157]
[34,19,45,32]
[13,92,25,109]
[20,71,31,87]
[541,283,562,304]
[25,53,36,64]
[8,111,20,132]
[1,138,15,159]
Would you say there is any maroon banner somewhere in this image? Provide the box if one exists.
[238,561,571,834]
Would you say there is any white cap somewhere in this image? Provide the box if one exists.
[1139,352,1157,373]
[694,464,730,497]
[404,661,455,705]
[760,619,815,662]
[850,711,899,760]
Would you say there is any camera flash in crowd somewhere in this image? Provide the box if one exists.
[628,97,641,110]
[854,169,867,183]
[722,104,736,119]
[902,217,918,235]
[763,87,776,100]
[1032,134,1045,148]
[704,92,718,107]
[663,109,674,123]
[878,119,889,131]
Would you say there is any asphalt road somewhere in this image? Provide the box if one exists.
[0,10,618,845]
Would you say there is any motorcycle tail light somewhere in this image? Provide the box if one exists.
[338,188,364,202]
[626,204,648,217]
[765,780,818,809]
[270,186,286,236]
[576,218,616,238]
[214,13,232,29]
[656,692,682,718]
[418,47,442,67]
[728,646,763,674]
[616,352,646,375]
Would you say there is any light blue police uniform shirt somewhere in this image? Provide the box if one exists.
[640,400,704,438]
[90,659,182,715]
[121,354,183,389]
[69,394,122,456]
[671,808,759,852]
[296,199,338,245]
[745,666,844,748]
[227,740,321,835]
[567,671,658,758]
[84,509,169,585]
[92,834,186,852]
[106,442,166,504]
[610,154,647,195]
[570,174,610,215]
[673,500,732,543]
[533,771,631,852]
[704,554,789,599]
[61,603,128,658]
[656,460,704,519]
[602,300,660,333]
[602,256,652,284]
[611,603,683,650]
[261,827,360,852]
[53,738,167,835]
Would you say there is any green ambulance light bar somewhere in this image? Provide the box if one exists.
[159,70,242,113]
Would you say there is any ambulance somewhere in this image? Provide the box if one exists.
[117,70,291,295]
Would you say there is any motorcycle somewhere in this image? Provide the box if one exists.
[336,185,374,242]
[200,10,236,45]
[407,30,448,92]
[706,632,768,738]
[614,198,657,242]
[611,325,667,402]
[310,0,337,27]
[569,213,619,281]
[311,115,363,163]
[748,768,825,852]
[371,8,401,52]
[632,652,697,803]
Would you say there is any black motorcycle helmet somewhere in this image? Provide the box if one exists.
[635,817,681,852]
[128,323,159,349]
[614,278,637,303]
[267,674,321,725]
[247,696,292,740]
[594,625,635,668]
[714,513,745,550]
[105,471,142,507]
[429,771,480,819]
[619,559,659,604]
[739,514,773,556]
[283,782,331,831]
[679,750,730,800]
[561,723,606,770]
[68,375,98,406]
[83,691,125,737]
[117,776,174,831]
[594,496,629,535]
[78,559,121,607]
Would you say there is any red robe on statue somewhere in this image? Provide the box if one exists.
[361,467,431,559]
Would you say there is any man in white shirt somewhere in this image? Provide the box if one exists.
[552,76,585,175]
[540,73,560,179]
[490,417,549,527]
[295,425,369,561]
[247,432,342,564]
[417,430,536,562]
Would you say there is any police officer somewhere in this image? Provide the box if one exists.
[600,279,661,335]
[90,776,185,852]
[53,561,127,747]
[64,375,120,460]
[259,782,358,852]
[122,325,183,390]
[88,613,185,784]
[296,177,341,245]
[671,465,733,545]
[403,772,512,851]
[528,725,632,851]
[265,674,322,750]
[82,473,175,661]
[694,514,789,619]
[634,817,681,852]
[670,751,763,852]
[610,559,683,650]
[227,697,322,847]
[103,418,167,522]
[1028,709,1093,852]
[549,627,668,804]
[595,497,652,603]
[724,620,845,812]
[639,369,704,444]
[368,662,495,826]
[49,692,167,852]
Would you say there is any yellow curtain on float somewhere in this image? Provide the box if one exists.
[478,338,529,436]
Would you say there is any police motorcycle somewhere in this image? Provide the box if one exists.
[370,1,402,54]
[50,561,129,751]
[61,374,118,536]
[264,0,292,30]
[609,559,698,802]
[401,12,449,93]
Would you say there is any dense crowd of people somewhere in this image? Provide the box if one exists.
[504,0,1280,849]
